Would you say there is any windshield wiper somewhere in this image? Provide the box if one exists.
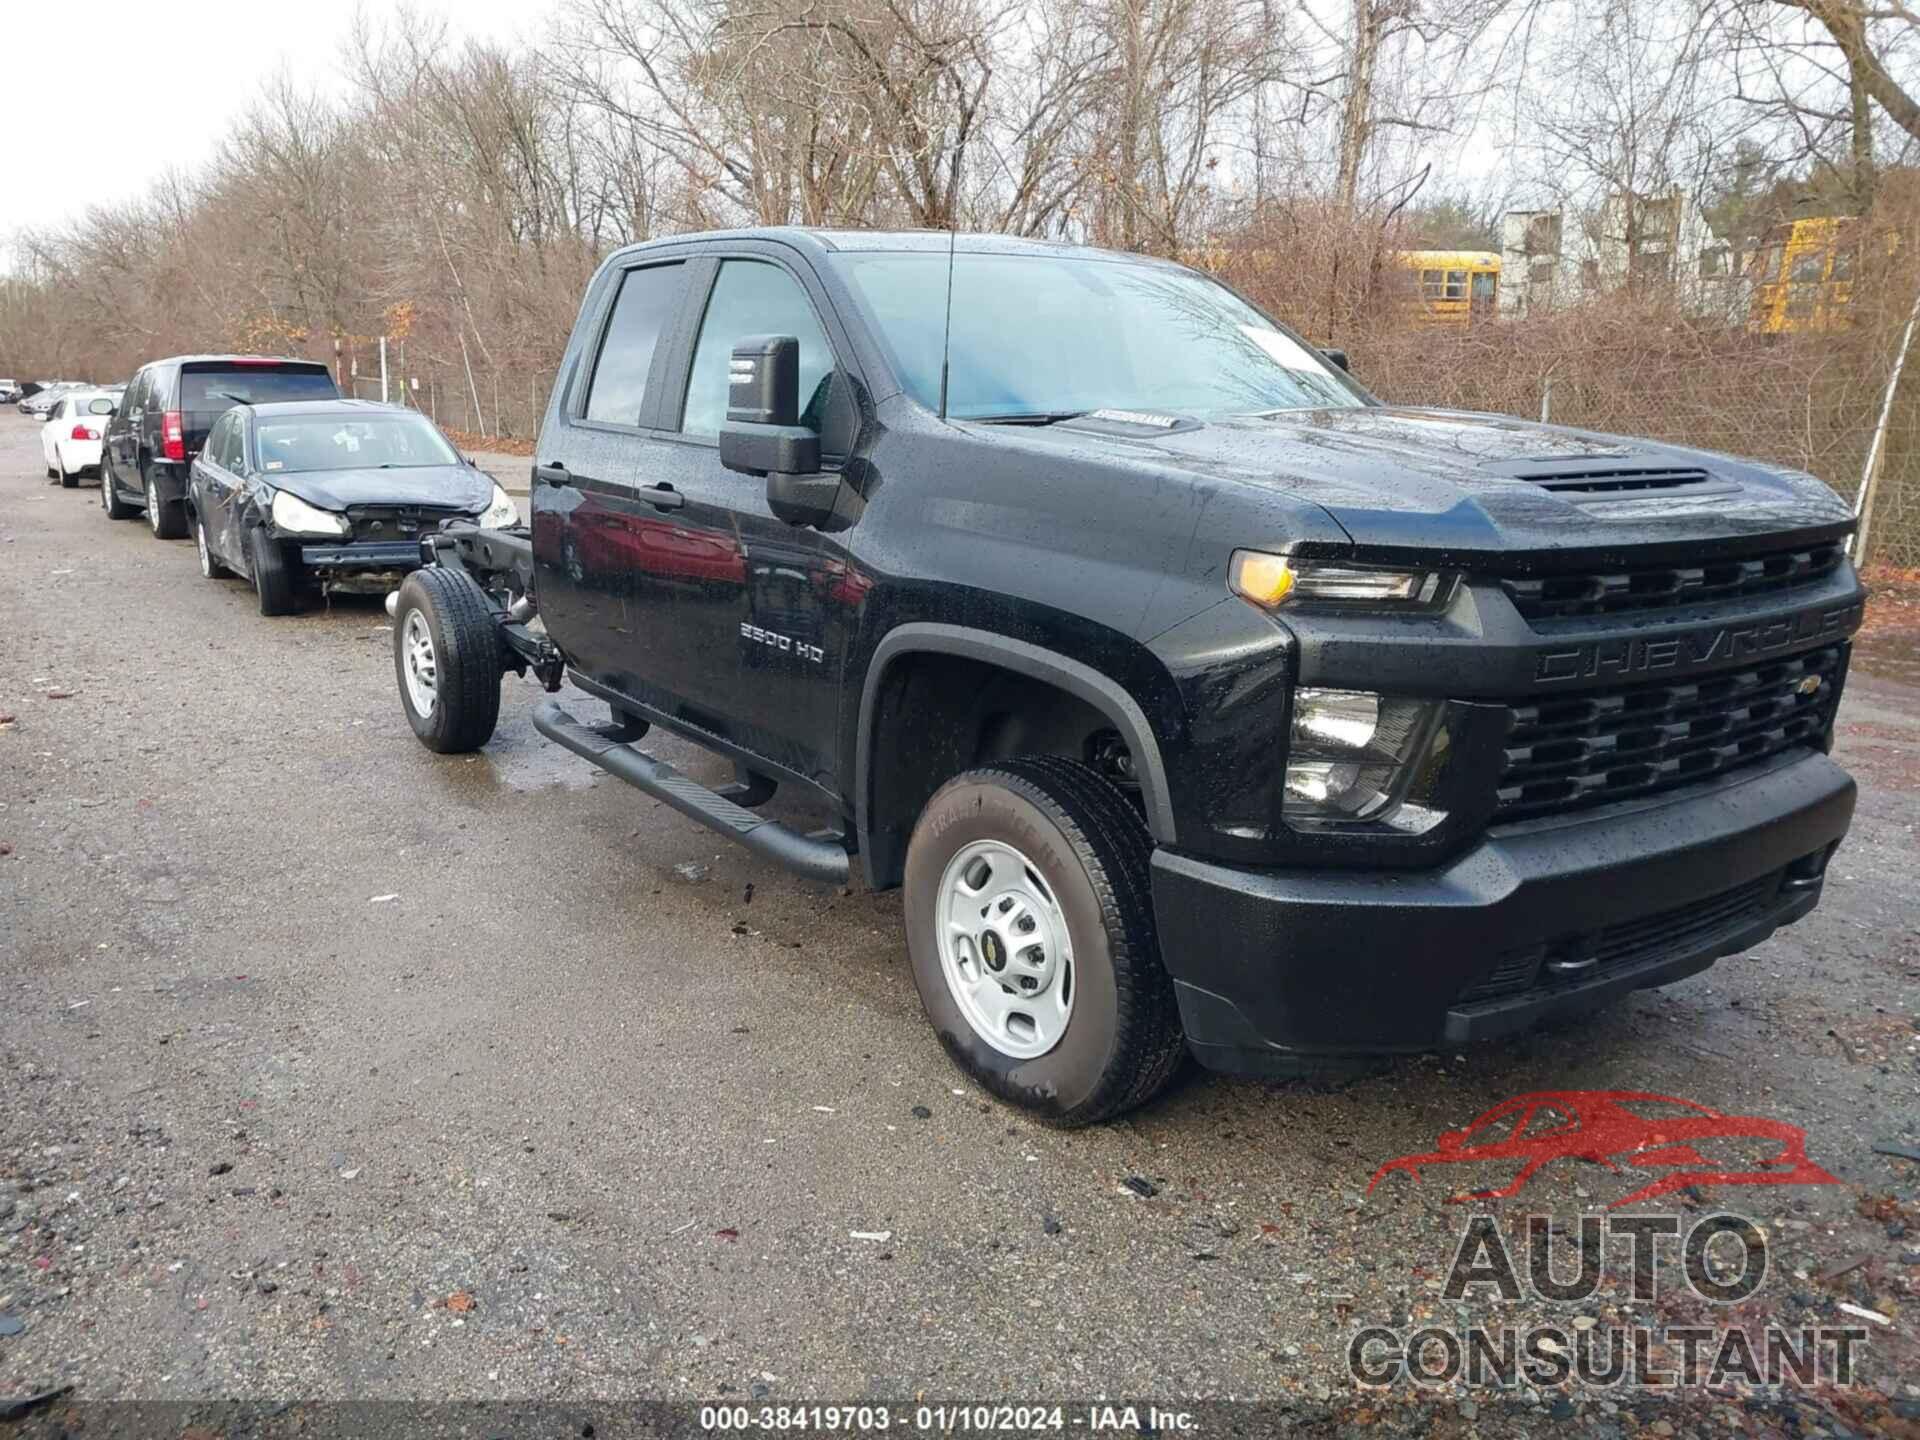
[969,410,1088,426]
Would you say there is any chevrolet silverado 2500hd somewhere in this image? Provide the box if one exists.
[387,228,1864,1125]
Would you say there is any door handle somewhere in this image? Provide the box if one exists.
[640,484,685,511]
[534,462,569,486]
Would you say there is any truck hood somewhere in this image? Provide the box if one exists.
[1008,406,1854,561]
[268,464,493,512]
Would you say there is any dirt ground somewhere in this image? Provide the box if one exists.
[1,412,1917,1437]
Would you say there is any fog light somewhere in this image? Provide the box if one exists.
[1283,688,1448,834]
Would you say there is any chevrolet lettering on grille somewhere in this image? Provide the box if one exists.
[1532,601,1864,685]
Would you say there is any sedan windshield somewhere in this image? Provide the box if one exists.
[832,251,1363,421]
[255,414,459,473]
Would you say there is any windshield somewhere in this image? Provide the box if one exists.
[832,252,1364,421]
[181,368,336,410]
[254,414,459,473]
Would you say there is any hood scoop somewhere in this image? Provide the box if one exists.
[1514,464,1725,497]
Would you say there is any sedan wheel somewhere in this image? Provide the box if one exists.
[147,480,162,535]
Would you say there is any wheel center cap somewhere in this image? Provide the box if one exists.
[980,930,1006,971]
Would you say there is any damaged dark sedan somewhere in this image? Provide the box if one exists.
[187,400,520,614]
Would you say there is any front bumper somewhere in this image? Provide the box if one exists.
[297,540,424,571]
[1153,749,1854,1075]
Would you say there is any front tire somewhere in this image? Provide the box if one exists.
[249,527,302,615]
[146,471,187,539]
[904,756,1185,1127]
[392,567,503,753]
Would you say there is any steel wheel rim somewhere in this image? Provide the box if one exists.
[402,610,438,717]
[935,838,1074,1059]
[147,480,161,534]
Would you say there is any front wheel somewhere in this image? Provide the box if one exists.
[904,756,1185,1127]
[249,527,302,615]
[392,567,503,753]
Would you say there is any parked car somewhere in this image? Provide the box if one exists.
[101,355,338,537]
[22,382,83,418]
[385,228,1863,1125]
[187,400,517,615]
[0,379,21,404]
[40,387,122,486]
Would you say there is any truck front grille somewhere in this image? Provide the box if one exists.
[1495,644,1843,821]
[1454,874,1782,1007]
[1501,541,1846,622]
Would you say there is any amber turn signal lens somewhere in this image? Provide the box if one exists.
[1229,550,1295,607]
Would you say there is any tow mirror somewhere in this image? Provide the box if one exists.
[719,335,836,527]
[1323,348,1350,373]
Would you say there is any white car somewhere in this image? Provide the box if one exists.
[41,389,121,487]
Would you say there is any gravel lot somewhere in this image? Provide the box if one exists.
[2,412,1917,1435]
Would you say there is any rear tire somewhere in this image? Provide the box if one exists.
[393,567,503,754]
[196,514,229,579]
[58,453,77,488]
[146,471,187,539]
[904,756,1185,1127]
[101,458,136,519]
[249,527,302,615]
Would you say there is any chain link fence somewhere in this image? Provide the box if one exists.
[344,363,556,447]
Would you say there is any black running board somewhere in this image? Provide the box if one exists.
[533,700,850,886]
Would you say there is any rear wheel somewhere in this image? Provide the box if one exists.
[195,513,229,579]
[249,527,302,615]
[101,457,136,519]
[904,756,1185,1127]
[146,471,187,539]
[393,568,503,754]
[58,450,77,488]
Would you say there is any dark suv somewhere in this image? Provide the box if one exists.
[385,228,1863,1125]
[102,355,338,537]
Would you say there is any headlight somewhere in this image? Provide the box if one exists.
[479,484,520,528]
[1284,687,1448,834]
[1230,551,1455,609]
[270,491,350,537]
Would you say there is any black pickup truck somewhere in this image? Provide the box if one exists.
[387,228,1864,1125]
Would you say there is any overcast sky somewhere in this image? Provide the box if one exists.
[0,0,532,240]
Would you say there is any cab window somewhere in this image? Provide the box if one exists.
[582,262,685,426]
[681,260,836,440]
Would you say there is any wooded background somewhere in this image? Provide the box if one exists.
[4,0,1918,560]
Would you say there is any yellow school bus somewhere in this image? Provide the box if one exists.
[1394,250,1500,326]
[1748,217,1894,334]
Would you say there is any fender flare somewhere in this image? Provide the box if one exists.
[854,622,1178,860]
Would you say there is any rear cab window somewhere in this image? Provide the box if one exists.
[580,263,686,427]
